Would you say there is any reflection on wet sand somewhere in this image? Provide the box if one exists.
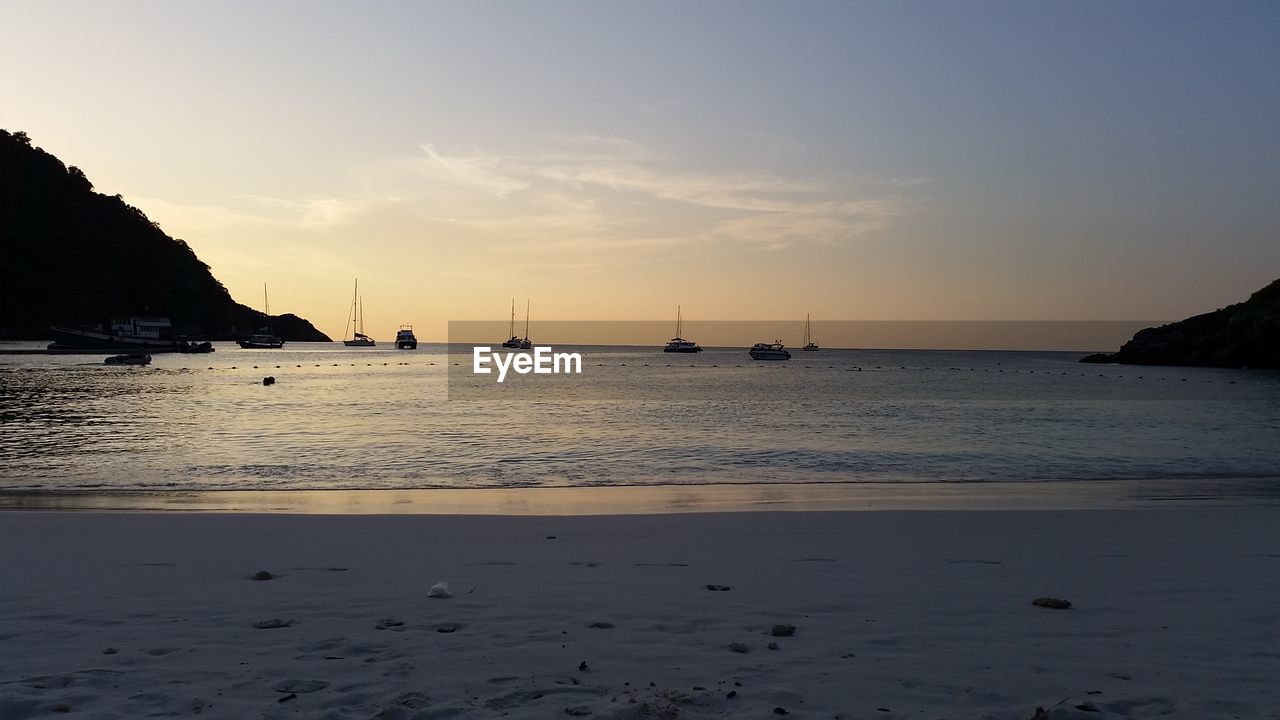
[3,478,1279,515]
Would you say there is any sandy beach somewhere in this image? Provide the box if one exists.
[2,508,1278,719]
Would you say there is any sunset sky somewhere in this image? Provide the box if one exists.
[3,1,1277,341]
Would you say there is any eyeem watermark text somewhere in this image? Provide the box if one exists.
[473,346,583,382]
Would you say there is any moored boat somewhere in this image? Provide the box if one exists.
[396,324,418,349]
[500,299,532,350]
[663,306,703,353]
[343,279,376,347]
[238,283,284,349]
[51,316,176,350]
[749,341,791,360]
[802,313,819,351]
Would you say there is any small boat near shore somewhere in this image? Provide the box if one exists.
[49,316,213,353]
[104,352,151,366]
[749,342,791,360]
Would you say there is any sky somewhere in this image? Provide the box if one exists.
[2,0,1277,342]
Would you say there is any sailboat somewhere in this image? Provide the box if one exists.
[343,279,376,347]
[500,299,523,349]
[663,306,702,353]
[802,313,819,351]
[238,283,285,349]
[520,300,532,349]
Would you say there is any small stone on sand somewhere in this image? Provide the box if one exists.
[252,618,293,629]
[771,624,797,637]
[728,642,750,654]
[706,584,731,591]
[587,621,615,629]
[1031,597,1072,609]
[251,570,273,581]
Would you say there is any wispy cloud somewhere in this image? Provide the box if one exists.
[417,144,529,197]
[127,133,923,278]
[408,134,920,253]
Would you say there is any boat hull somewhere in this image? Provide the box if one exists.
[749,350,791,360]
[396,341,417,349]
[104,353,152,365]
[344,339,376,347]
[663,347,703,353]
[50,327,214,353]
[237,340,284,349]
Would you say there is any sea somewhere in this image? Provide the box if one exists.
[2,342,1278,505]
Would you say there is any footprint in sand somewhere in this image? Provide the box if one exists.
[274,679,329,693]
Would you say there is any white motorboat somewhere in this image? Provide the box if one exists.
[749,342,791,360]
[396,324,417,349]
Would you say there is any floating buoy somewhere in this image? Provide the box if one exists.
[262,376,275,386]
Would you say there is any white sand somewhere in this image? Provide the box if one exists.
[2,509,1278,719]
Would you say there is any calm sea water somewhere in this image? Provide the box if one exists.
[1,342,1278,492]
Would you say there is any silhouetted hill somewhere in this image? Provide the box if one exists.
[1081,278,1280,368]
[0,128,329,341]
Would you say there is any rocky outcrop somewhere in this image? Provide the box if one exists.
[0,128,330,341]
[1081,279,1280,368]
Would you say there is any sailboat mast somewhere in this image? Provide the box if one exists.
[524,300,530,340]
[676,305,682,337]
[510,298,516,338]
[347,279,359,340]
[264,283,272,334]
